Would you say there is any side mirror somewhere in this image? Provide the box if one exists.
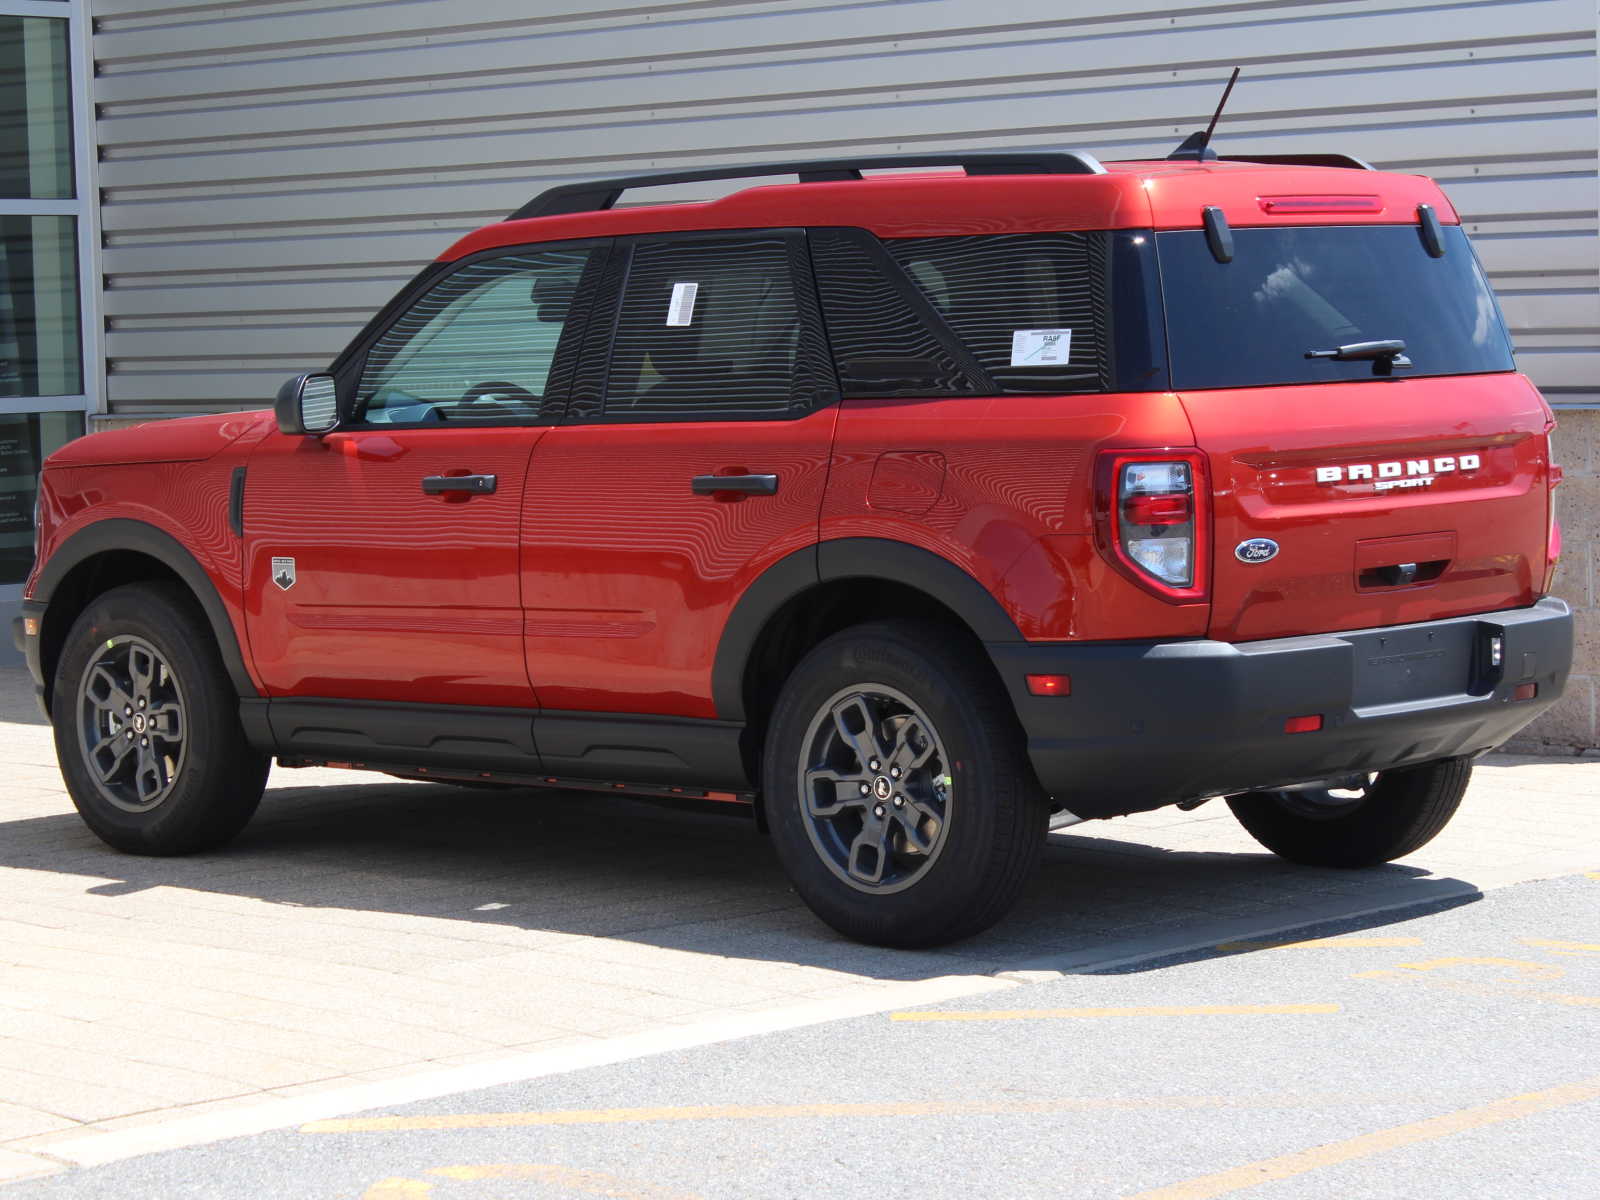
[274,373,340,436]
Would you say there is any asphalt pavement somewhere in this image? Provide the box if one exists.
[6,872,1597,1200]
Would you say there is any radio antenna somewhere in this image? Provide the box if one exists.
[1167,67,1241,161]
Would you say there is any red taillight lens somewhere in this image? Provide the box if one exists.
[1122,492,1191,526]
[1284,714,1323,734]
[1096,451,1209,602]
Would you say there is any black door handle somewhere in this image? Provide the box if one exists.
[691,474,779,496]
[422,474,497,495]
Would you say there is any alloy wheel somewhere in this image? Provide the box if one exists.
[797,684,953,894]
[77,635,188,813]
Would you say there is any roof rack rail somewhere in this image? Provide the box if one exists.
[1216,153,1375,171]
[508,151,1108,220]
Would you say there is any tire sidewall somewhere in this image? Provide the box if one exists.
[53,583,258,852]
[763,624,1018,942]
[1226,757,1471,867]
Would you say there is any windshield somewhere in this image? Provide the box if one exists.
[1157,225,1515,389]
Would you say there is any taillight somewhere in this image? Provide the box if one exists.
[1096,450,1209,602]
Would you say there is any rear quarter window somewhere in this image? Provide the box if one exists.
[885,233,1111,393]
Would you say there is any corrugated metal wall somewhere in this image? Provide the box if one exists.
[89,0,1598,417]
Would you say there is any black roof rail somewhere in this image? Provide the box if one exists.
[1216,153,1376,171]
[508,151,1109,220]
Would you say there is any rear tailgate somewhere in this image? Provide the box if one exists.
[1181,373,1552,642]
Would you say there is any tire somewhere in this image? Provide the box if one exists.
[52,581,270,855]
[1225,757,1472,868]
[762,620,1049,948]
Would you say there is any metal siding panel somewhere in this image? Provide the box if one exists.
[91,0,1599,414]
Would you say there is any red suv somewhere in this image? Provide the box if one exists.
[18,147,1572,947]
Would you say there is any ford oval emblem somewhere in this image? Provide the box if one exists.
[1235,538,1280,564]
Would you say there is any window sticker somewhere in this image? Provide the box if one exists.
[666,281,699,326]
[1010,328,1072,367]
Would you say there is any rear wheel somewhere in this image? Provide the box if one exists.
[1225,757,1472,867]
[763,620,1049,948]
[53,582,270,855]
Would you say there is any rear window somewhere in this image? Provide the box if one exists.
[1158,225,1515,389]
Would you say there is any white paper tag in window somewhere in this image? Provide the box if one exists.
[666,281,699,326]
[1010,328,1072,366]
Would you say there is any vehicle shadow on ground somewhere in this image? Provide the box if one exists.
[0,770,1485,981]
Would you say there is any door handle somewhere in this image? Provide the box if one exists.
[421,474,497,495]
[691,474,779,496]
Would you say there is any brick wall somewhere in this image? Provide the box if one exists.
[1510,409,1598,753]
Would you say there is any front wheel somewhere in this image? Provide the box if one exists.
[53,582,270,855]
[763,621,1049,948]
[1225,757,1472,867]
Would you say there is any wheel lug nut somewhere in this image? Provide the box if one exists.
[125,731,134,741]
[868,759,880,771]
[873,804,885,818]
[890,766,901,779]
[859,783,870,795]
[140,737,149,747]
[893,795,904,808]
[138,698,146,709]
[123,705,132,716]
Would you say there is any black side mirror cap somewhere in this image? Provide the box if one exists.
[275,373,340,436]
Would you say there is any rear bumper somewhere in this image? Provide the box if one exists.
[988,598,1573,819]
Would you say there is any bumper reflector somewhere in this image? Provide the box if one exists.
[1284,714,1323,734]
[1513,683,1538,701]
[1026,674,1071,697]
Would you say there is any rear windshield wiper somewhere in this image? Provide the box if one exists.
[1305,339,1411,375]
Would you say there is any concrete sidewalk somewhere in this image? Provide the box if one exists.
[1,665,1595,1183]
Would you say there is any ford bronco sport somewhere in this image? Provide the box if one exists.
[18,144,1572,947]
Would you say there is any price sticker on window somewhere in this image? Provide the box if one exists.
[666,281,699,326]
[1010,328,1072,366]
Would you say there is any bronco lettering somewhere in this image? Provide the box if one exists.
[1316,453,1481,485]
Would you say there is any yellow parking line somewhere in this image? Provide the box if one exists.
[1123,1074,1600,1200]
[1523,937,1600,955]
[362,1166,699,1200]
[1386,956,1565,980]
[1215,936,1422,952]
[305,1094,1324,1135]
[362,1182,430,1200]
[890,1004,1339,1022]
[433,1164,699,1199]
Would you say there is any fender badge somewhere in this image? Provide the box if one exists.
[271,556,297,590]
[1235,538,1279,564]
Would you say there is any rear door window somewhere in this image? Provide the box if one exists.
[600,234,834,421]
[1157,224,1515,389]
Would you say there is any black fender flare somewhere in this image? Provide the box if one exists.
[34,518,259,701]
[711,537,1023,720]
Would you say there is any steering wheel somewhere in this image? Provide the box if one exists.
[459,381,540,408]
